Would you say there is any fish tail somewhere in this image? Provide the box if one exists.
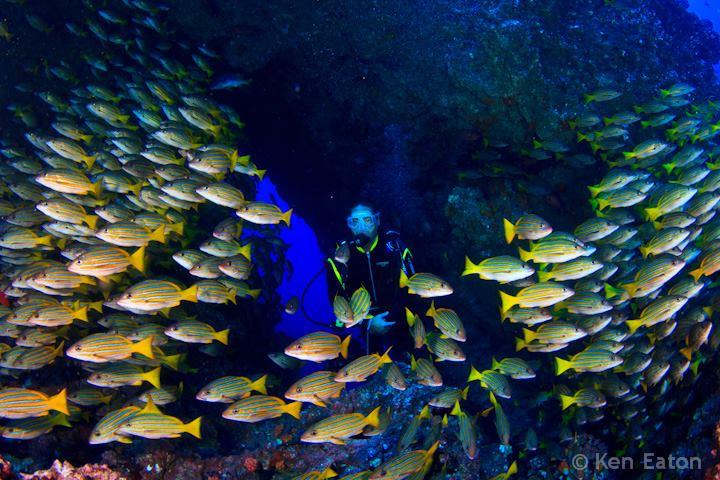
[587,185,601,197]
[679,347,693,361]
[461,385,469,400]
[639,246,649,259]
[662,162,675,174]
[583,93,594,104]
[162,354,182,371]
[625,319,644,334]
[83,155,96,169]
[659,88,670,97]
[522,328,537,344]
[559,394,575,410]
[181,284,199,303]
[129,246,146,273]
[554,357,573,376]
[92,180,103,198]
[238,243,252,260]
[226,288,237,305]
[689,267,704,282]
[491,356,499,371]
[622,151,635,160]
[576,131,589,143]
[73,306,89,322]
[405,307,416,327]
[532,139,543,149]
[132,336,155,359]
[507,460,518,476]
[321,467,337,480]
[184,417,202,439]
[128,182,143,196]
[644,207,661,221]
[88,300,103,313]
[365,406,381,428]
[425,301,436,318]
[251,375,268,395]
[536,270,551,282]
[425,440,440,460]
[255,169,267,180]
[621,282,637,297]
[499,291,518,314]
[280,208,292,226]
[215,329,229,345]
[47,388,69,415]
[461,256,479,277]
[84,214,99,230]
[641,120,651,128]
[467,365,483,382]
[144,366,162,388]
[236,154,251,166]
[82,134,93,144]
[54,413,72,428]
[515,337,526,351]
[168,221,184,236]
[380,346,393,364]
[53,341,65,359]
[283,401,303,419]
[603,117,612,126]
[410,354,417,370]
[517,247,531,262]
[149,225,167,244]
[339,335,351,359]
[399,270,409,289]
[248,289,261,300]
[37,235,53,246]
[503,218,515,244]
[450,400,462,416]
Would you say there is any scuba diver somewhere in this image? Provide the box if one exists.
[326,204,416,349]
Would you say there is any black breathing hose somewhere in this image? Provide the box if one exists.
[299,263,336,328]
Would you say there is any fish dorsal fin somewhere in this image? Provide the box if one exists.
[139,396,162,415]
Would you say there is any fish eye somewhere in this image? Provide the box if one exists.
[296,387,302,393]
[233,409,238,414]
[295,343,302,349]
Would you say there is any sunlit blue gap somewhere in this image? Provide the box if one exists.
[254,176,333,339]
[687,0,720,76]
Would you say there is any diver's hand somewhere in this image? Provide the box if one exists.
[368,311,395,335]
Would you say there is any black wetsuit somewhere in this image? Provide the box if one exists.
[326,230,415,340]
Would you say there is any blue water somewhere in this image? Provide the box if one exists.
[688,0,720,30]
[254,177,334,339]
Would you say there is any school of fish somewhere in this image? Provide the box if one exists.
[0,1,718,479]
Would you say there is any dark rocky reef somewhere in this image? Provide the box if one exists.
[169,0,720,245]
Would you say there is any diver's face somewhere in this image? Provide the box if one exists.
[347,210,379,239]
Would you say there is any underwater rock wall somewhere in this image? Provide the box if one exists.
[167,0,720,238]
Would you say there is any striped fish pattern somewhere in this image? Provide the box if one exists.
[87,364,161,388]
[300,407,380,444]
[67,333,154,363]
[95,221,166,247]
[195,182,246,208]
[196,375,267,403]
[369,442,438,480]
[221,395,302,423]
[284,331,351,362]
[0,388,69,419]
[335,348,392,382]
[410,355,442,387]
[116,280,198,311]
[236,201,292,226]
[90,406,140,444]
[68,245,145,277]
[425,301,466,341]
[285,371,346,407]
